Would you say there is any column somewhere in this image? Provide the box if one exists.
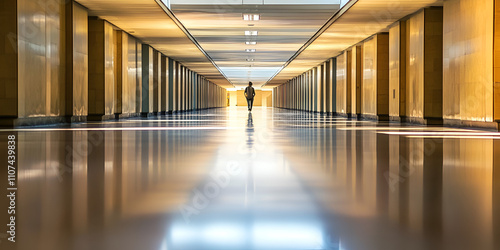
[444,0,497,129]
[114,30,123,119]
[407,8,443,125]
[324,60,330,114]
[140,44,153,116]
[346,50,352,116]
[88,18,115,121]
[330,58,337,115]
[168,58,174,113]
[65,1,88,123]
[389,21,407,122]
[161,55,167,114]
[361,33,389,121]
[336,52,347,115]
[350,45,362,118]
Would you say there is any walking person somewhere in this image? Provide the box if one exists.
[244,82,256,111]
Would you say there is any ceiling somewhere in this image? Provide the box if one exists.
[264,0,444,88]
[169,0,342,89]
[76,0,444,90]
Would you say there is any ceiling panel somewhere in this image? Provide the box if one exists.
[170,2,341,89]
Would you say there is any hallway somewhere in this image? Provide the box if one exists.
[2,107,499,250]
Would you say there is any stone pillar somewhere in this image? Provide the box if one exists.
[407,8,443,125]
[494,1,500,130]
[350,45,362,118]
[140,44,153,116]
[336,52,347,115]
[113,30,123,119]
[152,50,160,115]
[330,58,337,115]
[161,55,167,114]
[389,21,407,122]
[65,1,88,123]
[444,0,496,129]
[0,0,18,127]
[88,17,115,121]
[135,41,142,114]
[361,33,389,121]
[168,58,174,113]
[346,50,352,116]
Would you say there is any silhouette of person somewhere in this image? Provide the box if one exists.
[244,82,256,111]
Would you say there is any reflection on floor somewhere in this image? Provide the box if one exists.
[1,107,500,250]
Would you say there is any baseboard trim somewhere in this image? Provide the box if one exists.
[444,119,499,130]
[0,116,67,127]
[87,114,116,121]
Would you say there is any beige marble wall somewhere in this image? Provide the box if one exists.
[72,3,88,117]
[336,52,347,114]
[65,1,88,119]
[167,58,174,112]
[362,34,390,118]
[407,11,425,119]
[0,0,18,117]
[161,55,167,112]
[389,22,405,118]
[103,21,114,116]
[329,58,335,113]
[141,44,153,113]
[351,46,362,116]
[444,0,494,122]
[346,50,352,114]
[323,61,330,112]
[88,18,115,117]
[494,2,500,122]
[317,65,323,112]
[121,33,137,115]
[376,34,390,118]
[135,41,142,113]
[18,0,65,118]
[153,50,160,113]
[362,38,377,116]
[423,8,444,120]
[389,23,400,118]
[114,30,123,115]
[349,46,362,115]
[406,8,443,123]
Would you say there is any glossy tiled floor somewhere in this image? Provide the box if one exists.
[1,107,500,250]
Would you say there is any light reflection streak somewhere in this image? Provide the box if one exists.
[380,131,500,136]
[338,127,477,131]
[0,127,240,132]
[406,136,500,139]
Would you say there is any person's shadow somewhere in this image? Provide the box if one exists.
[246,113,254,147]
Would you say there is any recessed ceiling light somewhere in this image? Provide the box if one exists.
[246,41,257,45]
[243,14,260,21]
[246,58,255,62]
[245,49,256,52]
[245,31,258,36]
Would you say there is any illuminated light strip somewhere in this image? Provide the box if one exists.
[339,127,479,132]
[406,136,500,140]
[380,131,500,136]
[109,120,230,123]
[0,127,239,132]
[275,120,372,123]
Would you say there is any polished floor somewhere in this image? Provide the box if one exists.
[1,107,500,250]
